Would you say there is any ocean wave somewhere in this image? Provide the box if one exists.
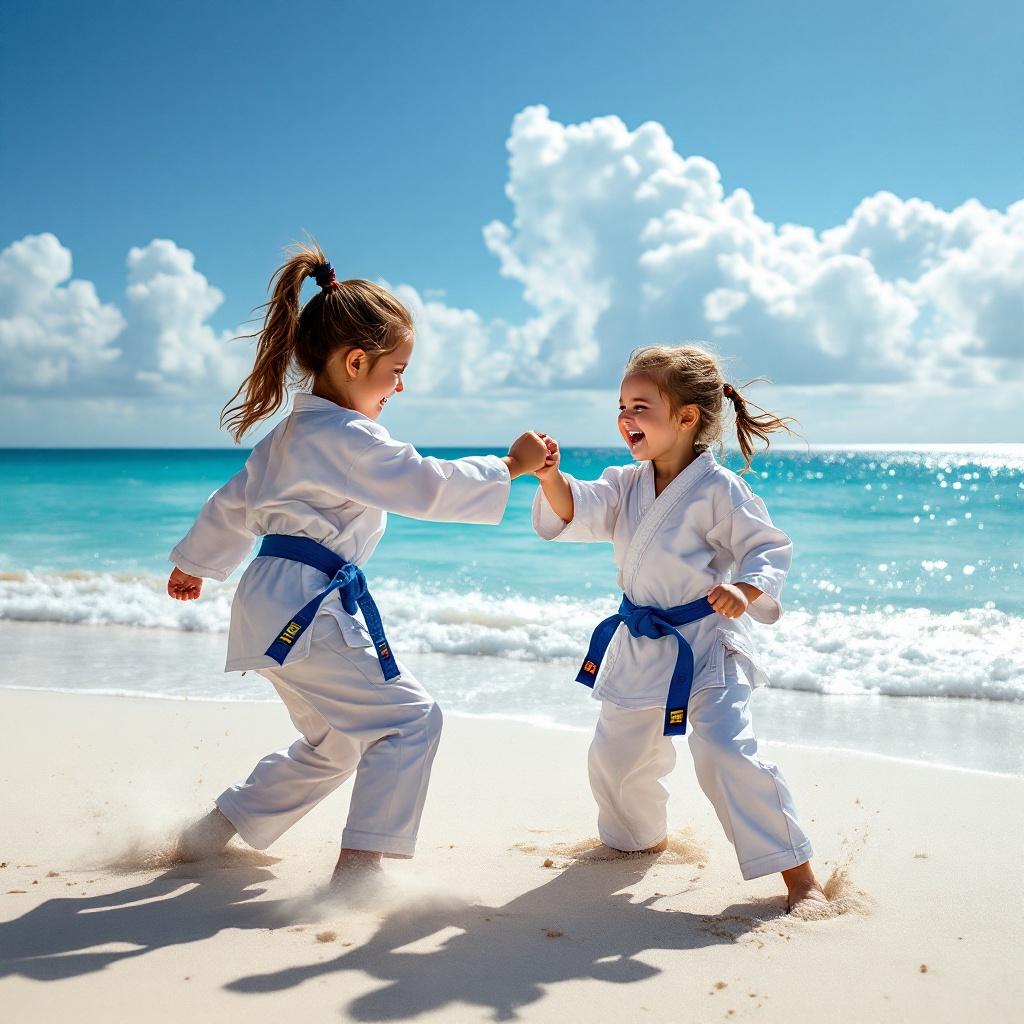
[1,571,1021,702]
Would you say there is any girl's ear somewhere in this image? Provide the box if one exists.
[344,348,367,380]
[678,404,700,431]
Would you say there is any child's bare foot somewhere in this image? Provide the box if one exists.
[178,808,237,862]
[782,861,829,916]
[331,848,383,881]
[604,837,668,858]
[639,838,669,855]
[329,848,386,903]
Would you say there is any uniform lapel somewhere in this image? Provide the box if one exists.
[622,451,716,593]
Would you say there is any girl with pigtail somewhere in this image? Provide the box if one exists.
[167,242,550,887]
[534,345,828,915]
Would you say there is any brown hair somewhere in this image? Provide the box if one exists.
[623,345,798,473]
[221,240,413,442]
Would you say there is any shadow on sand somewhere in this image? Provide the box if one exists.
[229,856,781,1021]
[0,860,308,981]
[0,854,782,1020]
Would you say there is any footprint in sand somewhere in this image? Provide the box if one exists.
[513,829,708,866]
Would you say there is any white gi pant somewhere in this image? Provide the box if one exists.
[216,614,442,858]
[588,653,813,879]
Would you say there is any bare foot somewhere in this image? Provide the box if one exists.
[178,808,237,862]
[329,848,386,904]
[782,861,829,917]
[331,848,383,881]
[637,838,669,855]
[604,837,669,858]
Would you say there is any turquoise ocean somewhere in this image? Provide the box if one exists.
[1,446,1022,772]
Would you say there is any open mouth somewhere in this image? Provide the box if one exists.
[626,430,645,447]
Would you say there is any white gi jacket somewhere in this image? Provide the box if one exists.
[170,393,511,673]
[532,450,791,710]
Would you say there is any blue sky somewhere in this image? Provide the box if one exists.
[2,1,1022,446]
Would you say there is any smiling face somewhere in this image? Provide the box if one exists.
[360,334,414,419]
[319,334,414,419]
[618,372,699,461]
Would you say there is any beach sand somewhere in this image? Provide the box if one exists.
[1,688,1020,1022]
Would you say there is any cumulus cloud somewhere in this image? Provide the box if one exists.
[391,283,523,395]
[2,105,1021,412]
[0,233,124,391]
[0,234,251,399]
[459,105,1023,391]
[122,239,250,395]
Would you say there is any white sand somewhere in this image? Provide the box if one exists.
[1,689,1021,1022]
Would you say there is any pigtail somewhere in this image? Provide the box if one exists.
[724,378,799,474]
[220,242,327,443]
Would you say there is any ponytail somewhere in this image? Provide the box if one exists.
[723,378,798,474]
[220,240,413,444]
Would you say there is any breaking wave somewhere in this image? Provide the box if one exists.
[1,571,1020,702]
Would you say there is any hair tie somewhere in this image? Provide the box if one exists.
[723,383,736,399]
[312,261,337,290]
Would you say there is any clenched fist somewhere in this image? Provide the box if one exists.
[168,566,203,601]
[707,583,749,619]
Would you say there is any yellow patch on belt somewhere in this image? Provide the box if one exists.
[278,621,302,645]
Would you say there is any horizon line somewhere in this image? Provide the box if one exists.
[1,442,1022,453]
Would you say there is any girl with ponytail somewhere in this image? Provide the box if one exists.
[531,344,828,916]
[165,241,550,887]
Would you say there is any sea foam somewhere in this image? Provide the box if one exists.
[1,571,1020,703]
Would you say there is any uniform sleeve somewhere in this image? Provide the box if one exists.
[169,465,257,581]
[345,436,511,524]
[707,495,792,624]
[531,467,628,543]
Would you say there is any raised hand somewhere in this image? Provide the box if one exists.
[535,433,560,480]
[505,431,550,477]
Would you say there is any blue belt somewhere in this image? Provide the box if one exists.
[258,534,399,681]
[576,594,715,736]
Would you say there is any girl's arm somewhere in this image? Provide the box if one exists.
[706,495,793,623]
[533,436,574,522]
[538,471,574,523]
[343,430,548,524]
[532,442,630,544]
[168,464,258,583]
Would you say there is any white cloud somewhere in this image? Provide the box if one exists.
[0,234,252,400]
[391,284,488,394]
[1,104,1021,446]
[0,233,124,391]
[908,201,1024,369]
[122,239,251,395]
[455,105,1023,390]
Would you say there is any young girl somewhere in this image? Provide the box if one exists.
[533,345,827,914]
[167,242,549,884]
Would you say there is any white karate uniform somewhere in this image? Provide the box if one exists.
[171,393,510,856]
[533,450,813,878]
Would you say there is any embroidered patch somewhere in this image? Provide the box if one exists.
[277,622,303,645]
[583,660,598,675]
[667,708,686,726]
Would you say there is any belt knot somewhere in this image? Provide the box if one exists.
[621,605,671,641]
[334,564,367,615]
